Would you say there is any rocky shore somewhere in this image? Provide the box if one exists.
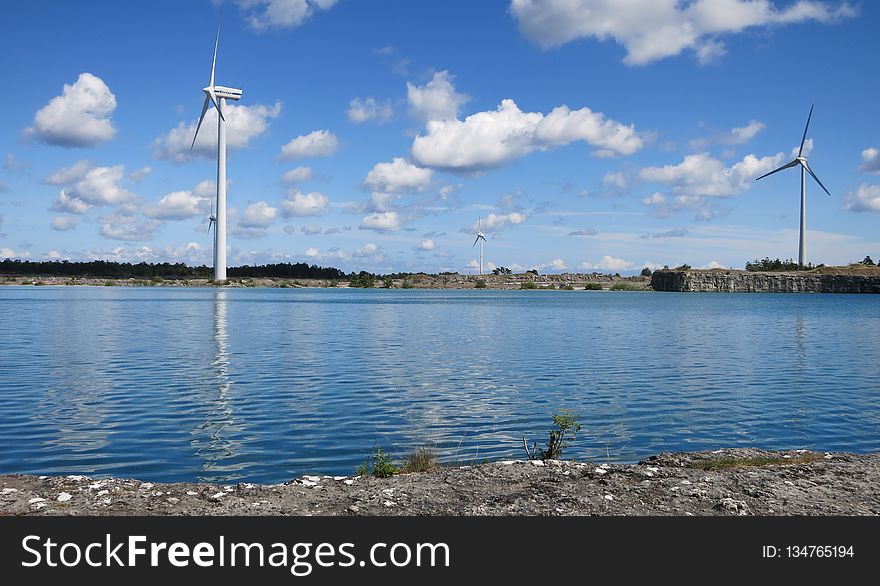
[651,267,880,293]
[2,449,878,516]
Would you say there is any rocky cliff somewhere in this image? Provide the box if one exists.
[651,268,880,293]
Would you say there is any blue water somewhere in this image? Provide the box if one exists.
[0,286,878,483]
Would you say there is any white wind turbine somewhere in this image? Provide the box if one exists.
[755,105,831,268]
[473,217,487,275]
[191,26,242,281]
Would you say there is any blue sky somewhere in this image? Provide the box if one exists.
[1,0,878,274]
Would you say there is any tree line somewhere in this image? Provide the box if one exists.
[0,259,345,280]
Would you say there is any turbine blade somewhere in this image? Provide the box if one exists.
[210,25,220,88]
[755,159,798,181]
[473,236,479,247]
[207,89,224,121]
[803,161,831,196]
[798,104,814,157]
[191,95,211,150]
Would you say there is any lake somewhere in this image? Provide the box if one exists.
[1,286,878,483]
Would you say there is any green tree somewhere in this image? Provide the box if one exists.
[640,267,653,277]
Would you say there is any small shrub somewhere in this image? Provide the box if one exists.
[401,448,438,473]
[103,280,117,287]
[34,281,48,286]
[356,447,399,478]
[150,275,164,283]
[674,264,692,271]
[524,410,583,461]
[521,281,537,290]
[401,280,413,289]
[474,279,487,289]
[584,282,603,290]
[562,284,574,290]
[640,267,653,277]
[609,282,641,291]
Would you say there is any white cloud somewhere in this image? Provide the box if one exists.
[128,166,152,183]
[843,184,880,213]
[603,171,627,189]
[46,162,137,207]
[239,201,278,228]
[859,148,880,174]
[353,242,382,258]
[280,130,339,160]
[239,0,338,31]
[98,214,160,241]
[416,239,435,251]
[0,247,31,260]
[726,120,766,144]
[153,102,282,163]
[281,191,329,217]
[360,211,400,232]
[578,255,636,271]
[509,0,858,65]
[472,212,527,233]
[568,228,597,236]
[50,189,92,214]
[407,71,470,122]
[282,166,314,184]
[348,97,393,123]
[305,247,319,258]
[143,181,213,220]
[26,73,116,147]
[549,258,566,271]
[364,158,433,193]
[640,151,785,197]
[50,215,79,231]
[301,224,323,235]
[412,98,643,172]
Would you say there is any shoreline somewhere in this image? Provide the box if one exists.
[3,448,878,516]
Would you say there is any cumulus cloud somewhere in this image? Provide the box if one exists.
[364,158,433,193]
[50,189,92,215]
[153,102,282,163]
[407,71,470,122]
[360,211,400,232]
[470,212,527,233]
[50,215,79,231]
[843,184,880,213]
[128,166,152,183]
[859,148,880,174]
[412,99,643,172]
[280,129,340,160]
[415,239,435,251]
[567,228,597,236]
[689,120,766,149]
[348,97,393,123]
[282,166,314,184]
[353,242,382,258]
[239,201,278,228]
[299,224,323,235]
[143,181,213,220]
[281,191,329,216]
[602,171,627,189]
[509,0,858,65]
[98,214,160,241]
[640,151,785,198]
[238,0,338,31]
[25,73,116,147]
[578,255,636,271]
[45,162,137,207]
[0,247,31,260]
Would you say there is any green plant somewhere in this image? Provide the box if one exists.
[383,276,393,288]
[103,280,117,287]
[520,281,537,290]
[474,279,487,289]
[356,447,399,478]
[523,410,583,461]
[609,282,642,291]
[584,282,603,290]
[401,280,413,289]
[674,264,692,271]
[562,284,574,290]
[401,448,438,473]
[150,275,164,283]
[640,267,653,277]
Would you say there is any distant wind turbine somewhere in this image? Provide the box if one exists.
[473,217,487,275]
[191,25,242,281]
[755,105,831,268]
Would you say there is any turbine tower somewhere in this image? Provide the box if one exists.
[473,217,487,275]
[191,26,242,281]
[755,105,830,268]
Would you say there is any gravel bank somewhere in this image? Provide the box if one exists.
[2,449,878,516]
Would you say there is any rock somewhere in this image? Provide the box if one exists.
[604,495,614,501]
[529,460,545,467]
[57,492,72,502]
[66,475,87,481]
[594,467,607,475]
[208,492,226,501]
[140,483,154,490]
[1,488,18,494]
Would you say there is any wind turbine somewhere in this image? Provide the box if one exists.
[191,25,242,281]
[473,217,487,275]
[755,105,831,268]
